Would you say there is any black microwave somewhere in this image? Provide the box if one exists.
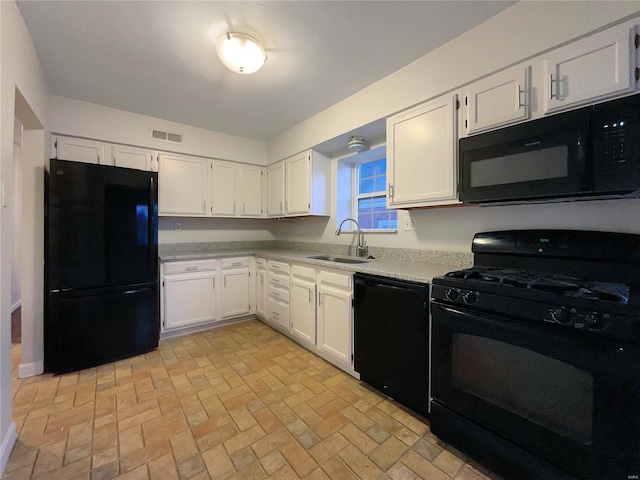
[459,94,640,204]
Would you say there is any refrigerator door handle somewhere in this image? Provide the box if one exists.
[149,177,156,273]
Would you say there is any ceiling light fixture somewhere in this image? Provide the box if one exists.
[348,136,366,152]
[216,32,267,74]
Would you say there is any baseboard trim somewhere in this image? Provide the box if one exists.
[0,421,17,477]
[18,360,44,379]
[10,300,20,313]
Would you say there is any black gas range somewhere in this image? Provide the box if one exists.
[430,230,640,480]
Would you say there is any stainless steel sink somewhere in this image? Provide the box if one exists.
[306,255,370,264]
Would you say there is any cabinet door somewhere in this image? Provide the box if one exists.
[163,271,216,330]
[220,269,250,319]
[267,161,285,216]
[112,145,154,171]
[387,94,458,207]
[286,152,311,215]
[56,137,108,165]
[240,165,264,216]
[158,154,209,216]
[290,279,316,346]
[256,268,267,318]
[543,26,637,114]
[211,160,238,216]
[317,286,352,365]
[463,66,530,135]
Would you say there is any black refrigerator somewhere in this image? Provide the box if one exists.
[45,159,159,374]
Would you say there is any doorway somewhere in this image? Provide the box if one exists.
[11,118,23,345]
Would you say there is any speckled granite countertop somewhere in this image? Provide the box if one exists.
[159,249,463,283]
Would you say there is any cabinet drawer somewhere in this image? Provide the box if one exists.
[318,269,352,291]
[292,264,316,282]
[256,258,267,270]
[267,296,289,329]
[163,259,217,274]
[268,260,290,274]
[268,271,290,290]
[268,287,290,304]
[221,257,249,269]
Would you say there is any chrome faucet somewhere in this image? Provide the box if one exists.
[335,218,368,257]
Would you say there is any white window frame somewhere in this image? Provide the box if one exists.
[351,155,397,233]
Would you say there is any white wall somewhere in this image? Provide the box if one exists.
[268,2,640,162]
[0,0,49,473]
[159,217,274,244]
[49,96,268,166]
[11,120,21,310]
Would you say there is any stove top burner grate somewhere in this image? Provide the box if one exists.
[445,267,631,304]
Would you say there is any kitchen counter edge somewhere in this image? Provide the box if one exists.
[159,250,460,284]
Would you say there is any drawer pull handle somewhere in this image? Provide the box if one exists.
[232,262,242,266]
[272,292,279,297]
[186,266,198,271]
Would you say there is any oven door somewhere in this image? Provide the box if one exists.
[431,302,640,480]
[458,109,591,203]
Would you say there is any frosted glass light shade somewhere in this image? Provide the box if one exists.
[216,32,267,74]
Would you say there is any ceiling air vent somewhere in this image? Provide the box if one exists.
[151,128,183,144]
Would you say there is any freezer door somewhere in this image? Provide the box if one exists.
[47,160,158,289]
[45,283,159,374]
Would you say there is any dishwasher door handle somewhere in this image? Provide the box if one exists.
[355,278,423,292]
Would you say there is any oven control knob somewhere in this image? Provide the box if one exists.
[584,313,603,329]
[550,308,570,324]
[445,289,459,301]
[462,291,478,305]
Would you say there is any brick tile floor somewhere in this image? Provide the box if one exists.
[4,319,500,480]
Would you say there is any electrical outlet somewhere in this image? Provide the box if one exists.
[174,221,182,231]
[298,225,304,234]
[404,214,416,231]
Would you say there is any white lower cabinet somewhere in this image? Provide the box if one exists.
[290,265,316,347]
[266,260,290,330]
[255,258,267,319]
[317,269,353,367]
[219,257,251,319]
[161,260,217,331]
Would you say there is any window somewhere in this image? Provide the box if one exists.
[355,158,397,230]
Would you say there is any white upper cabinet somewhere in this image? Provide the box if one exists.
[240,164,264,217]
[55,136,110,165]
[158,153,209,216]
[463,65,531,135]
[211,160,238,216]
[267,161,286,217]
[387,93,459,208]
[112,145,156,171]
[285,152,310,215]
[543,26,638,114]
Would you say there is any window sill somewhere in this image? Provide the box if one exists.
[338,229,397,234]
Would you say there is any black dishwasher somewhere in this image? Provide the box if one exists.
[354,273,430,417]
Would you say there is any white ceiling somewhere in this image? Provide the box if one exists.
[17,1,514,142]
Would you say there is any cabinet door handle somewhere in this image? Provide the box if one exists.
[280,201,283,213]
[549,73,556,100]
[261,276,264,285]
[308,288,312,303]
[318,292,323,306]
[233,202,236,213]
[243,203,246,214]
[388,183,394,199]
[224,276,227,288]
[212,277,215,289]
[517,87,525,109]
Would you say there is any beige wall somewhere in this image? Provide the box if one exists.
[49,96,268,166]
[0,0,49,472]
